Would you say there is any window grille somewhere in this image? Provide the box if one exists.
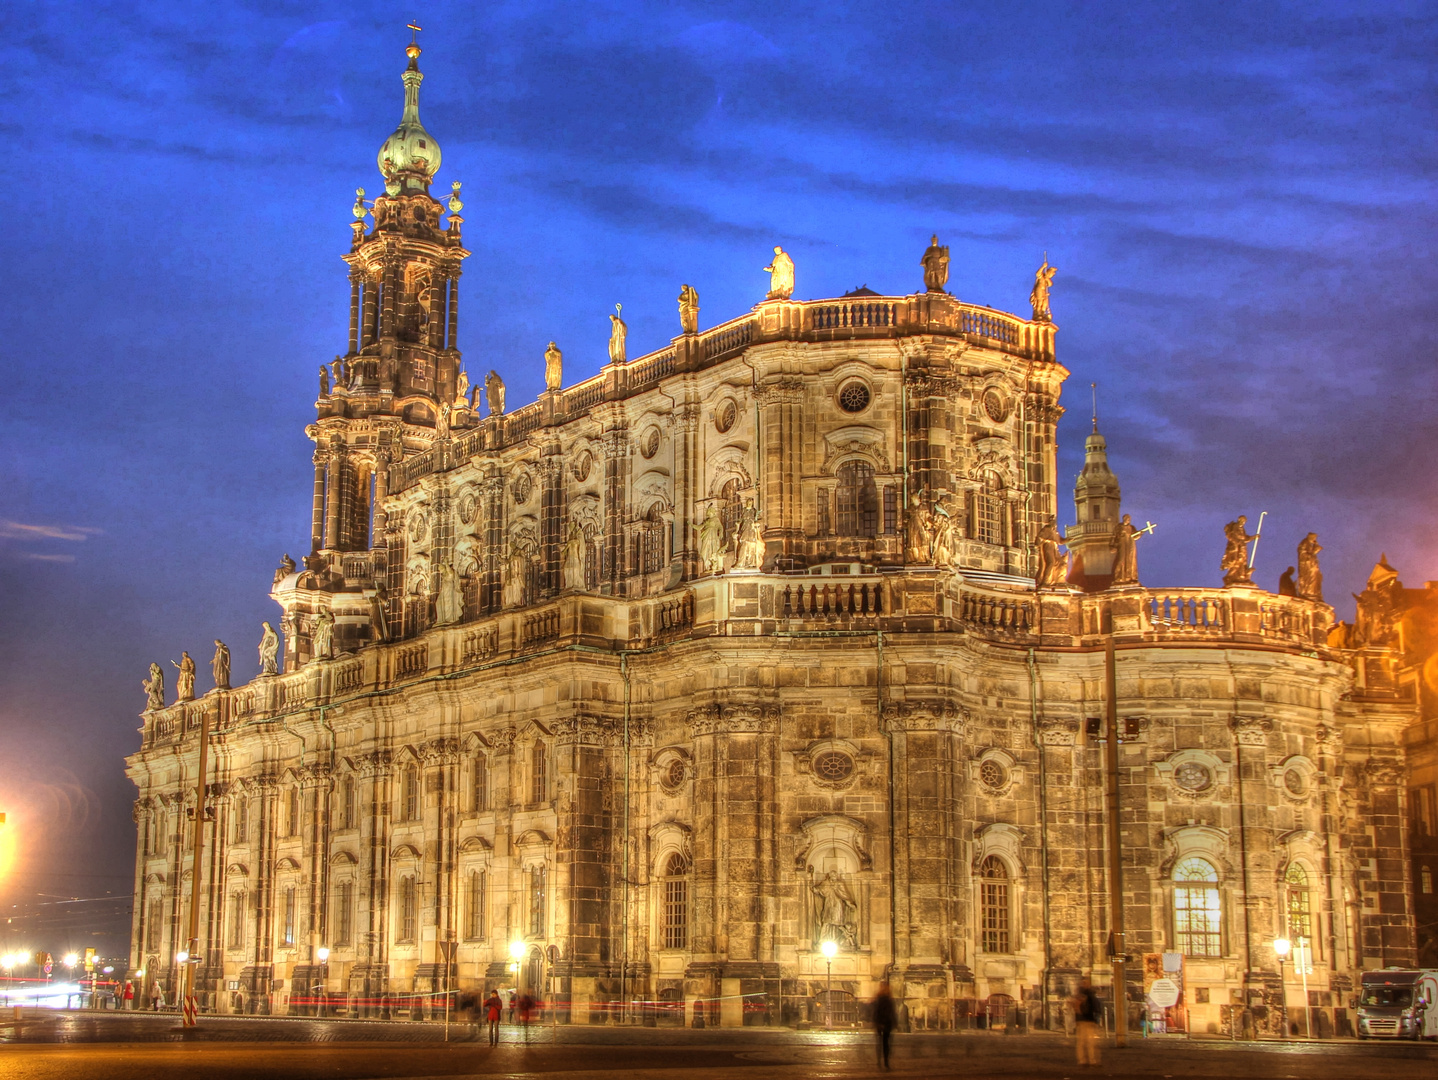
[976,473,1005,545]
[979,856,1010,953]
[531,744,547,804]
[403,766,419,822]
[663,852,690,949]
[282,886,296,946]
[287,787,300,837]
[835,461,878,537]
[1424,866,1434,895]
[147,898,164,953]
[341,776,356,829]
[1285,864,1312,943]
[883,485,898,534]
[472,754,487,812]
[528,865,547,937]
[466,870,486,940]
[234,797,248,843]
[335,881,353,946]
[1173,857,1222,957]
[817,489,831,536]
[399,877,417,943]
[227,892,245,950]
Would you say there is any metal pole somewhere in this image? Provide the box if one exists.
[826,959,832,1029]
[181,702,214,1027]
[1103,637,1127,1048]
[1299,940,1310,1038]
[1278,957,1287,1039]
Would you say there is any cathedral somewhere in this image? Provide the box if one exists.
[126,41,1416,1034]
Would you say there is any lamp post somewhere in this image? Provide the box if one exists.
[1273,938,1291,1040]
[315,947,329,1018]
[820,940,838,1029]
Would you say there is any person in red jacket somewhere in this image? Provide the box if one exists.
[485,989,503,1046]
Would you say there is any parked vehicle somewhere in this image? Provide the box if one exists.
[1356,969,1438,1039]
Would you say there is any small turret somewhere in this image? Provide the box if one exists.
[376,40,442,195]
[1064,417,1123,591]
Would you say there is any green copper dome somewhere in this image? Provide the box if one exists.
[377,43,441,194]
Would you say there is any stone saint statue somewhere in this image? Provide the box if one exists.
[369,581,391,643]
[211,640,230,690]
[561,520,588,591]
[734,498,764,569]
[921,234,950,293]
[1278,567,1298,597]
[486,370,506,416]
[1036,522,1068,588]
[503,541,529,609]
[172,651,196,702]
[312,607,335,659]
[1297,532,1323,602]
[608,305,627,364]
[273,553,296,587]
[319,365,330,398]
[812,870,858,949]
[544,341,563,392]
[678,284,699,335]
[454,369,470,409]
[258,622,280,676]
[470,384,482,412]
[764,246,795,300]
[434,402,451,440]
[142,662,165,712]
[434,563,463,626]
[905,492,932,564]
[927,497,956,567]
[1029,256,1057,323]
[697,503,726,576]
[1220,516,1258,587]
[1110,513,1139,586]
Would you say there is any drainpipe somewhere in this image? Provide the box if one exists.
[621,649,632,1021]
[1030,648,1054,1028]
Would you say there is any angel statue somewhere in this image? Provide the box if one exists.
[764,246,795,300]
[142,663,165,712]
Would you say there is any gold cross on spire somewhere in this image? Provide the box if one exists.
[408,21,422,41]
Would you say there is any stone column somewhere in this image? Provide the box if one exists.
[672,404,700,577]
[757,379,804,569]
[324,450,343,551]
[600,429,629,594]
[482,472,505,614]
[539,455,563,596]
[447,271,460,351]
[380,260,397,343]
[348,273,362,355]
[362,277,378,348]
[310,452,326,555]
[371,452,390,551]
[253,778,278,1012]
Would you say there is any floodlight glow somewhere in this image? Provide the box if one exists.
[63,953,78,968]
[317,947,330,963]
[1273,937,1291,957]
[509,940,526,961]
[175,950,189,964]
[820,939,838,959]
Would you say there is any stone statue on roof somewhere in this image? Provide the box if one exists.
[1036,521,1068,588]
[211,640,230,690]
[273,553,296,587]
[1111,514,1140,587]
[1221,516,1257,587]
[608,305,627,364]
[172,652,196,702]
[312,607,335,659]
[764,246,794,300]
[678,284,699,335]
[1297,532,1323,602]
[486,370,505,416]
[319,365,331,398]
[258,622,280,676]
[1353,555,1403,648]
[142,662,165,712]
[921,235,950,293]
[454,369,470,409]
[545,341,563,392]
[1030,256,1056,322]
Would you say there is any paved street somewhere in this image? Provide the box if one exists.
[0,1013,1435,1080]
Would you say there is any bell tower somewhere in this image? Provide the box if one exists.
[276,34,471,667]
[1064,418,1122,591]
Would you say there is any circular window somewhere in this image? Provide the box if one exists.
[1173,762,1213,792]
[573,451,592,483]
[1284,768,1308,796]
[407,511,428,544]
[641,428,661,459]
[838,382,871,414]
[458,490,480,525]
[715,400,737,434]
[982,388,1010,424]
[665,759,686,789]
[511,473,533,505]
[979,759,1007,790]
[813,750,855,783]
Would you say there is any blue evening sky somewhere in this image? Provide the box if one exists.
[0,1,1434,951]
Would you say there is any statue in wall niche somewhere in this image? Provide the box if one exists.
[608,305,627,364]
[172,651,196,702]
[545,341,563,392]
[334,356,347,388]
[486,370,506,416]
[905,492,932,564]
[811,870,858,950]
[273,553,296,587]
[369,581,391,643]
[1036,521,1068,588]
[435,562,463,625]
[678,284,699,335]
[1278,566,1298,597]
[927,496,956,567]
[142,662,165,712]
[764,246,795,300]
[1220,516,1258,587]
[921,234,950,293]
[435,403,451,440]
[312,607,335,659]
[454,534,481,578]
[1110,513,1140,587]
[503,541,530,608]
[734,498,764,570]
[454,370,470,409]
[1029,255,1056,323]
[258,622,280,676]
[211,640,230,690]
[561,520,588,591]
[1297,532,1323,602]
[697,503,726,576]
[319,365,331,398]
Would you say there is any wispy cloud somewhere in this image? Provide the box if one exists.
[22,553,77,563]
[0,521,101,542]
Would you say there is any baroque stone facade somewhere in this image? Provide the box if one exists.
[127,43,1414,1032]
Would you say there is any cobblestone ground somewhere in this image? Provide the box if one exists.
[0,1012,1434,1080]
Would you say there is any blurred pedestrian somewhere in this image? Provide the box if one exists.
[485,989,503,1046]
[1070,977,1101,1068]
[508,990,517,1023]
[149,983,163,1011]
[122,981,134,1010]
[518,991,535,1044]
[872,980,897,1069]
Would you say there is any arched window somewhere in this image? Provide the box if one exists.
[663,852,690,950]
[719,478,744,547]
[146,897,164,953]
[402,765,420,822]
[398,876,417,943]
[1173,857,1221,957]
[156,811,168,855]
[341,775,356,830]
[637,503,667,575]
[465,870,486,940]
[975,472,1005,545]
[531,743,548,804]
[227,891,246,950]
[281,885,296,946]
[835,461,879,538]
[979,856,1010,953]
[287,786,301,838]
[472,753,488,812]
[528,865,547,937]
[1284,864,1313,943]
[334,880,353,946]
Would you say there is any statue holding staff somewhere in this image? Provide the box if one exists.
[764,246,794,300]
[1297,532,1323,602]
[1029,255,1056,322]
[608,305,627,364]
[211,640,230,690]
[1220,516,1258,587]
[172,651,196,702]
[921,234,950,293]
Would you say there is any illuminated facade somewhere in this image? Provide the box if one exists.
[127,43,1415,1032]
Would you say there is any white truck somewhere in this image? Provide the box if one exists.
[1356,969,1438,1040]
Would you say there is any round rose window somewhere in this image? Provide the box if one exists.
[1173,762,1213,793]
[813,750,855,782]
[979,759,1007,790]
[666,759,686,789]
[1284,768,1307,796]
[716,400,737,433]
[838,382,871,413]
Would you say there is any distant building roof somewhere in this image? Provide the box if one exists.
[841,285,881,297]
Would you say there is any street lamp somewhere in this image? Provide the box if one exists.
[820,940,838,1029]
[1273,938,1291,1040]
[509,940,526,994]
[314,947,330,1018]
